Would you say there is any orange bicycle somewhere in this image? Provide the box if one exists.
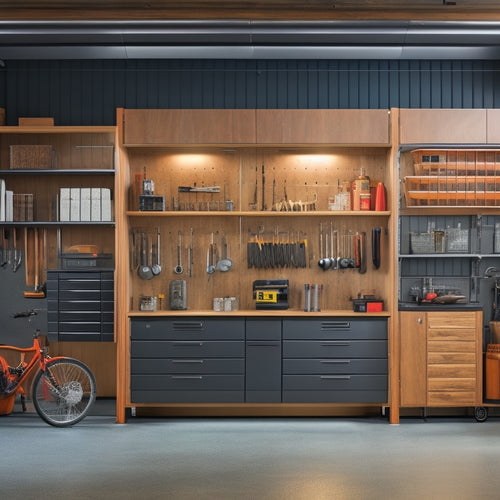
[0,330,96,427]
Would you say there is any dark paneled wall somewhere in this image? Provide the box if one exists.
[1,59,500,125]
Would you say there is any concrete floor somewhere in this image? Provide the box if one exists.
[2,400,500,500]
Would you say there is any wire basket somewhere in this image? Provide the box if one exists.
[410,232,435,254]
[445,227,469,253]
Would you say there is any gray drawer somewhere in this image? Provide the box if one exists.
[282,358,388,375]
[246,318,282,340]
[283,318,387,340]
[131,340,244,358]
[283,374,387,391]
[59,300,102,311]
[131,318,244,340]
[131,358,244,375]
[282,390,387,404]
[283,340,387,358]
[131,390,244,404]
[131,374,244,391]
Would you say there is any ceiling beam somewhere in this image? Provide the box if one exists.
[2,1,500,22]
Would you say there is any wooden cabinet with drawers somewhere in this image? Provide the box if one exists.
[400,310,482,408]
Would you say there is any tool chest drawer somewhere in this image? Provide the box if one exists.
[131,390,245,404]
[282,388,388,404]
[283,318,387,340]
[131,340,244,358]
[131,376,245,403]
[131,358,244,375]
[283,374,387,391]
[132,374,244,391]
[282,358,388,375]
[130,318,245,340]
[282,340,387,358]
[47,270,114,342]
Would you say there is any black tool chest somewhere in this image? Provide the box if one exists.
[47,271,114,342]
[130,316,388,404]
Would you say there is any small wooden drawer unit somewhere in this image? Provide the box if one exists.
[400,310,482,408]
[282,318,388,404]
[130,318,245,403]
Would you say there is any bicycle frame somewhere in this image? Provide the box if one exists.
[0,334,66,399]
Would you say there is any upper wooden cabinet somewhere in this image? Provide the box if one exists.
[122,109,391,146]
[122,109,256,145]
[399,109,487,144]
[486,109,500,143]
[256,109,390,145]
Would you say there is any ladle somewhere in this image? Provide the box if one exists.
[217,233,232,272]
[152,229,162,276]
[137,233,153,280]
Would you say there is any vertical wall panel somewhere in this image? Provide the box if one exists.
[1,59,500,125]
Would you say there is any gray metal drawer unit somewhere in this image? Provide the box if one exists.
[282,318,388,403]
[47,271,114,342]
[130,318,245,403]
[245,318,282,403]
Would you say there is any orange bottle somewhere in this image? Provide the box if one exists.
[352,169,370,211]
[375,182,386,211]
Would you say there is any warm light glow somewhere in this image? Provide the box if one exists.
[167,153,218,168]
[293,154,338,165]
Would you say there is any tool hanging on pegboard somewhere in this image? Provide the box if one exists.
[247,228,308,269]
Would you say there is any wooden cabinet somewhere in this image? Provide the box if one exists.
[256,109,390,145]
[122,109,256,145]
[115,108,398,422]
[400,310,482,408]
[399,109,487,144]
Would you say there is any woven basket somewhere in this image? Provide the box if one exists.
[9,145,55,169]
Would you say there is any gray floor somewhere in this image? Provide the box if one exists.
[2,400,500,500]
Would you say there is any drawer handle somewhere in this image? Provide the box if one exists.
[172,359,204,364]
[171,376,203,380]
[321,322,350,330]
[321,342,351,347]
[173,341,204,346]
[320,375,351,380]
[320,360,351,364]
[173,321,204,330]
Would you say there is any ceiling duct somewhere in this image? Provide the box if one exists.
[0,20,500,60]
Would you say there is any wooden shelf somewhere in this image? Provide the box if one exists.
[0,126,116,134]
[0,221,115,226]
[400,206,500,215]
[405,190,500,203]
[127,210,391,217]
[0,169,115,175]
[128,309,391,317]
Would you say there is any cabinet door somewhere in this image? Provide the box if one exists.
[123,109,256,145]
[256,109,390,144]
[400,311,427,407]
[245,318,281,402]
[399,109,487,144]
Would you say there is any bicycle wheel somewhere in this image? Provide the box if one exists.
[32,358,96,427]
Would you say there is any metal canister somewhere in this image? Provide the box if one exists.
[360,193,371,211]
[213,297,223,312]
